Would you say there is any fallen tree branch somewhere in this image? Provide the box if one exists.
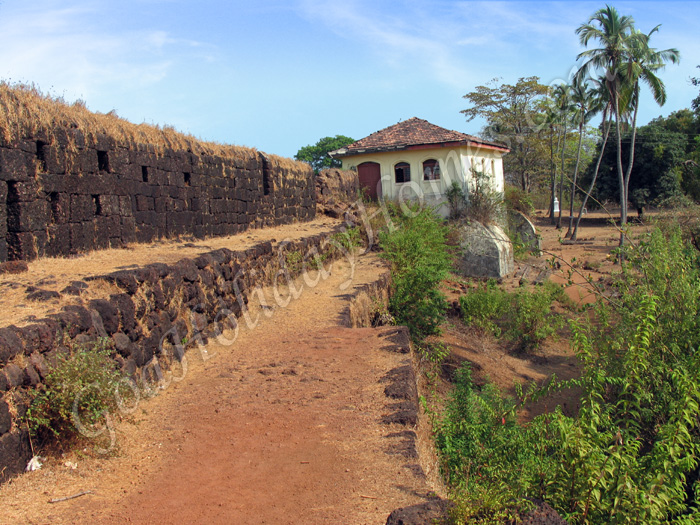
[49,490,94,504]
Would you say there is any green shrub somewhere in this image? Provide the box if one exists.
[26,337,127,444]
[438,225,700,523]
[446,181,468,220]
[458,285,509,336]
[459,284,562,351]
[434,365,557,523]
[284,249,303,274]
[379,204,451,342]
[331,226,362,252]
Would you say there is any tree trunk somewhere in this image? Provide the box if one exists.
[566,119,585,237]
[549,125,559,224]
[572,106,611,242]
[623,86,640,223]
[613,94,627,248]
[556,122,568,229]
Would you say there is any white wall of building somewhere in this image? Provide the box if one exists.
[340,145,506,217]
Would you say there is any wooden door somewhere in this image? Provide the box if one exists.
[357,162,381,200]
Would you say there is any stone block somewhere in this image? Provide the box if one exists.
[0,148,32,181]
[98,194,120,216]
[69,222,92,253]
[455,221,514,279]
[6,232,37,261]
[70,194,95,222]
[46,223,71,257]
[507,210,541,253]
[39,144,67,174]
[0,429,33,482]
[6,200,50,232]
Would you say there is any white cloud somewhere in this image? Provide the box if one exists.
[0,1,214,106]
[297,0,480,89]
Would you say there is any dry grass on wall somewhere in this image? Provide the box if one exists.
[0,82,302,171]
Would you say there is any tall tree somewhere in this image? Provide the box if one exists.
[295,135,354,174]
[551,83,573,229]
[581,123,687,217]
[461,77,549,193]
[576,6,679,247]
[576,5,637,246]
[566,78,602,237]
[572,77,612,241]
[619,26,680,214]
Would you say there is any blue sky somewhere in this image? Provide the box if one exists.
[0,1,698,159]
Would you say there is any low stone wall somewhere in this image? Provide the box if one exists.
[344,271,392,328]
[0,229,349,482]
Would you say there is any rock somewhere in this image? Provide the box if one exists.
[0,261,28,275]
[508,210,542,253]
[2,364,24,388]
[455,221,514,279]
[0,327,24,364]
[61,281,88,296]
[0,399,12,434]
[25,288,61,302]
[23,365,40,387]
[386,497,454,525]
[28,352,49,379]
[0,430,32,483]
[382,365,417,401]
[112,332,133,357]
[89,299,120,335]
[520,501,568,524]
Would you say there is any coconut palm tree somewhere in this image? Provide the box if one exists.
[576,5,636,244]
[566,77,602,237]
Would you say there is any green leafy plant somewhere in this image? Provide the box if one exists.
[284,249,303,274]
[26,337,127,444]
[464,169,504,225]
[438,223,700,523]
[379,204,451,342]
[446,181,468,220]
[434,365,556,524]
[459,284,562,351]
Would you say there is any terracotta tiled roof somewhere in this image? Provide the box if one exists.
[331,117,508,157]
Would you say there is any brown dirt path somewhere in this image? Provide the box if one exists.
[0,253,435,524]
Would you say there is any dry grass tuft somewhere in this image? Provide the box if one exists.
[0,82,303,171]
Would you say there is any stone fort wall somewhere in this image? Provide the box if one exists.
[0,124,315,262]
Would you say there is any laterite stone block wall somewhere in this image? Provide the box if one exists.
[0,128,316,262]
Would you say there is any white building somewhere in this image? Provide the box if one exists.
[330,117,509,217]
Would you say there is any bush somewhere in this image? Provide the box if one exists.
[26,337,127,444]
[434,365,557,523]
[439,224,700,523]
[446,181,468,220]
[459,283,562,351]
[379,204,451,342]
[446,171,504,225]
[504,185,534,215]
[465,170,504,225]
